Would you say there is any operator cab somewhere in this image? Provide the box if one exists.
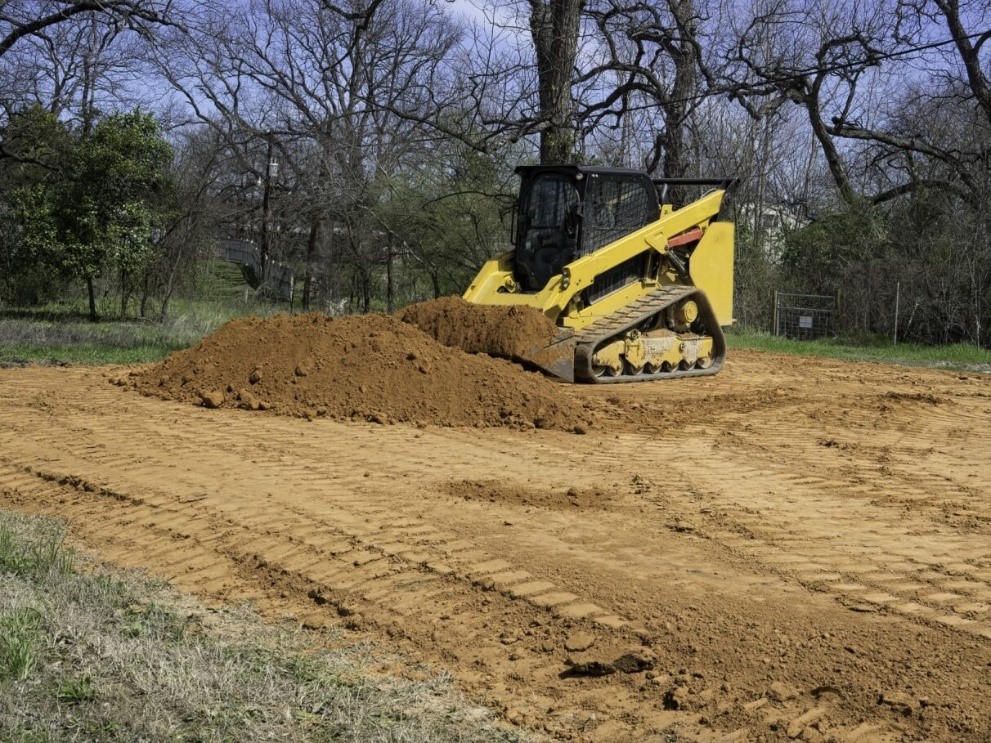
[513,165,659,292]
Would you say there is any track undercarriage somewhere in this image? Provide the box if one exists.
[574,286,726,383]
[520,285,726,383]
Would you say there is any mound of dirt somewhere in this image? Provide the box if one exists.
[399,296,561,359]
[128,311,589,431]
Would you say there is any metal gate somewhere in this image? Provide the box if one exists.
[771,291,839,340]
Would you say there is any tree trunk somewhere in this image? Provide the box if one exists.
[529,0,585,163]
[120,269,129,319]
[158,246,181,323]
[360,269,372,313]
[139,272,151,319]
[660,0,699,188]
[386,242,394,313]
[363,274,372,312]
[803,83,859,206]
[86,275,98,322]
[303,219,320,311]
[260,134,275,284]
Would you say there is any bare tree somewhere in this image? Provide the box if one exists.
[0,0,177,59]
[157,0,462,311]
[721,0,990,208]
[0,11,158,129]
[579,0,709,176]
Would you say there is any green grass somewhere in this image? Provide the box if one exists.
[0,509,528,742]
[727,328,991,370]
[0,258,291,365]
[0,515,75,578]
[0,608,46,682]
[199,260,258,301]
[0,295,284,366]
[0,343,182,365]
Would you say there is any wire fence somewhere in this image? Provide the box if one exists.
[771,291,840,340]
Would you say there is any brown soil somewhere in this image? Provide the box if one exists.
[129,310,588,432]
[3,346,991,741]
[399,295,562,359]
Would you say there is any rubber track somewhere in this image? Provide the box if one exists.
[573,284,727,383]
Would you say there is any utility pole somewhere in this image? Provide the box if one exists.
[260,133,277,284]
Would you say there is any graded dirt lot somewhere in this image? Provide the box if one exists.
[2,334,991,741]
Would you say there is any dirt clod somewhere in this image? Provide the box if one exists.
[563,659,616,677]
[611,653,654,673]
[769,681,799,702]
[879,691,914,715]
[663,685,692,710]
[564,631,596,652]
[200,390,224,409]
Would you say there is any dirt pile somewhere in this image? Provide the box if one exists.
[129,310,589,431]
[399,296,561,359]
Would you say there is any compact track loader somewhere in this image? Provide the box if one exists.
[463,165,735,383]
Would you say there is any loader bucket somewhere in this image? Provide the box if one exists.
[517,331,576,383]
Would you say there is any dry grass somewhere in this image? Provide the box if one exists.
[0,510,530,742]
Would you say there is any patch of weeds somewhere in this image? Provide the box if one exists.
[90,573,130,604]
[56,674,97,704]
[0,519,74,579]
[122,619,146,638]
[0,607,46,681]
[0,524,27,572]
[1,724,53,743]
[58,715,122,739]
[35,530,74,577]
[271,650,341,687]
[118,601,191,642]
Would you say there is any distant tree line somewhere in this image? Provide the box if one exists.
[0,0,987,344]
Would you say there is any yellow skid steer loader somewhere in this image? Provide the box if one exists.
[463,165,736,382]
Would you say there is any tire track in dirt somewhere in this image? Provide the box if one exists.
[589,375,991,644]
[2,364,991,741]
[0,452,632,734]
[678,446,991,637]
[483,425,991,642]
[725,390,991,530]
[0,432,627,630]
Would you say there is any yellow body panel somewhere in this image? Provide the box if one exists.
[687,221,734,327]
[463,190,732,329]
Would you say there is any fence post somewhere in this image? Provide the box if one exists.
[771,290,778,336]
[834,288,842,336]
[893,282,900,345]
